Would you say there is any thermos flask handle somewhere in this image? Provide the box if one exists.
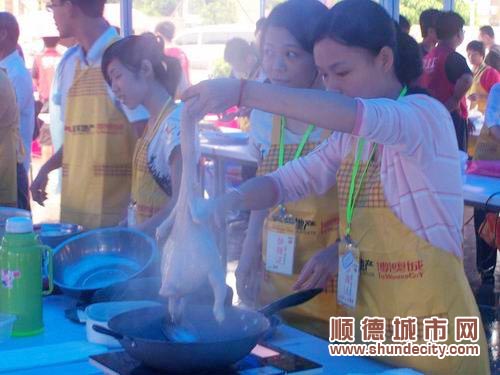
[41,245,53,295]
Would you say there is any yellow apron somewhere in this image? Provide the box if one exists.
[131,101,176,224]
[259,115,342,337]
[473,124,500,161]
[337,142,490,374]
[470,64,489,113]
[0,74,19,207]
[61,58,136,229]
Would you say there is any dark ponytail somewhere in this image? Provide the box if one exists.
[314,0,422,87]
[485,46,500,71]
[159,55,182,98]
[395,27,423,88]
[102,32,182,97]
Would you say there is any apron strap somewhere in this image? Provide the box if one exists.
[270,115,281,145]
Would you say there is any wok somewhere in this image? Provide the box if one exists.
[93,288,322,373]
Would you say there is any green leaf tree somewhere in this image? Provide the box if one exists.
[126,0,179,17]
[199,0,238,24]
[400,0,471,26]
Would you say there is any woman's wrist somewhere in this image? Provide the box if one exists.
[224,187,244,212]
[237,79,248,107]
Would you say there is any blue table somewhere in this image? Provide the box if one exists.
[463,174,500,212]
[0,296,399,374]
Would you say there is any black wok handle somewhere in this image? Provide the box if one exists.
[258,288,323,317]
[92,324,124,340]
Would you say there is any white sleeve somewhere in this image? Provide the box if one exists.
[51,46,79,123]
[12,67,35,170]
[249,109,273,159]
[484,83,500,128]
[147,104,182,194]
[49,55,68,151]
[163,105,181,163]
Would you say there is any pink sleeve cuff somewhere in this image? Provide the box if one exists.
[352,98,365,136]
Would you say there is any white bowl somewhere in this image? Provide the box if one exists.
[85,300,161,347]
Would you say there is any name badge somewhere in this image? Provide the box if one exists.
[265,208,296,276]
[337,237,360,310]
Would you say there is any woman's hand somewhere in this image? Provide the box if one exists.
[30,168,49,206]
[182,78,241,119]
[235,246,263,307]
[293,241,339,291]
[235,210,267,307]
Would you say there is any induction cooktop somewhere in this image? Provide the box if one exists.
[89,343,322,375]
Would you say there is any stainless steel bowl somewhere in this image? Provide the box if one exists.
[53,228,158,299]
[35,223,84,249]
[0,207,31,238]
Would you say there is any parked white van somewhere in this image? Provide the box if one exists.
[175,24,254,81]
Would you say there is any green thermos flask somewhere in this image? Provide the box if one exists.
[0,217,53,336]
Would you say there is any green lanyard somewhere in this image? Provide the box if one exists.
[278,116,315,167]
[345,139,378,237]
[344,86,408,238]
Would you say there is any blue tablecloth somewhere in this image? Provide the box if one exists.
[0,296,410,374]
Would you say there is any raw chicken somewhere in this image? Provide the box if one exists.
[157,105,227,322]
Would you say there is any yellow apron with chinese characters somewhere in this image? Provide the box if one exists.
[0,74,19,207]
[337,143,490,374]
[470,64,489,113]
[473,124,500,161]
[0,130,18,207]
[61,58,136,229]
[259,115,342,337]
[131,101,176,224]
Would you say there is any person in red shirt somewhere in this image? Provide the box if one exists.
[420,11,473,152]
[155,21,190,87]
[32,36,62,104]
[466,40,500,114]
[419,9,441,58]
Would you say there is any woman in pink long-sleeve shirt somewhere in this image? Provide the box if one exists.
[182,0,489,372]
[269,93,464,259]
